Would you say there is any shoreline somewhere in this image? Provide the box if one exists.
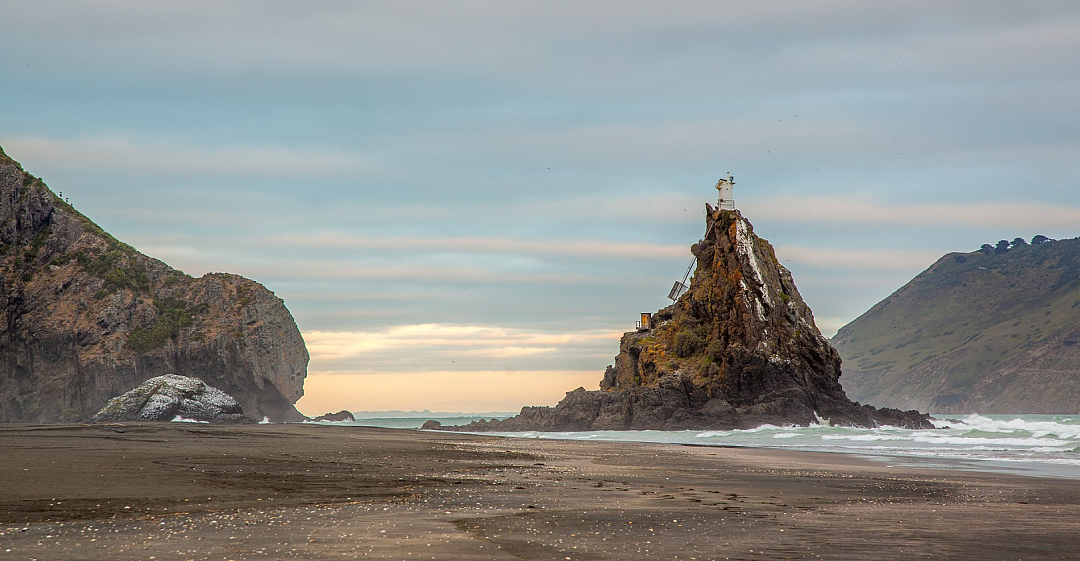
[430,424,1080,482]
[2,423,1078,560]
[678,440,1080,481]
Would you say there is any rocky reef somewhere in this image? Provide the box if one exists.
[435,205,931,431]
[0,145,309,423]
[91,374,248,423]
[311,410,357,423]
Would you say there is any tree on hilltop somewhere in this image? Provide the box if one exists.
[995,240,1010,254]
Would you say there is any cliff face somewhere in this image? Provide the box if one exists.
[438,206,930,431]
[603,207,846,413]
[833,238,1080,414]
[0,146,308,422]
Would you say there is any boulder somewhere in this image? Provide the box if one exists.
[91,375,248,423]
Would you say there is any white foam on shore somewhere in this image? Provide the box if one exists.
[333,412,1080,478]
[947,413,1080,439]
[170,416,209,424]
[479,414,1080,478]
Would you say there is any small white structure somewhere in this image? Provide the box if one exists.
[715,173,735,210]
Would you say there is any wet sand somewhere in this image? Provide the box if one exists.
[1,423,1077,560]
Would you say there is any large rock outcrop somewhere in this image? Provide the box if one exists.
[0,145,309,423]
[438,205,930,431]
[91,374,248,423]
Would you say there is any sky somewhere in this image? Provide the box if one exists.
[3,1,1080,415]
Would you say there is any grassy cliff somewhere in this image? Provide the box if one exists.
[832,238,1080,413]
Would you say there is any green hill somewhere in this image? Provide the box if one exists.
[832,237,1080,414]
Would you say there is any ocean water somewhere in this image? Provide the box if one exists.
[339,414,515,430]
[337,413,1080,479]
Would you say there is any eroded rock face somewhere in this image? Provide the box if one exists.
[91,375,247,423]
[444,205,931,431]
[0,146,309,423]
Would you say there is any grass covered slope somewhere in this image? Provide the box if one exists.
[832,238,1080,414]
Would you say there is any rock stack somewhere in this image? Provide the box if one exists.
[433,205,931,431]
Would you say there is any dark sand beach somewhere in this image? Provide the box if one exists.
[1,424,1077,560]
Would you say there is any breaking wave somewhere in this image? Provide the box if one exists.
[481,414,1080,479]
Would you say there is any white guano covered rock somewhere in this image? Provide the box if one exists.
[91,375,248,423]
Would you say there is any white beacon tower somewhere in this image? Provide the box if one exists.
[715,173,735,210]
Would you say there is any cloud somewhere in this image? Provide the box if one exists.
[773,245,942,272]
[745,195,1080,231]
[296,369,601,413]
[6,0,1080,416]
[304,324,623,368]
[264,232,687,259]
[298,325,622,412]
[455,346,557,359]
[122,230,689,294]
[193,259,610,286]
[1,135,372,178]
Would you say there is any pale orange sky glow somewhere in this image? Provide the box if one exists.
[293,325,622,413]
[295,370,601,415]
